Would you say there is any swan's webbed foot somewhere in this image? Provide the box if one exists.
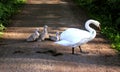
[72,47,89,54]
[72,47,74,54]
[79,46,82,52]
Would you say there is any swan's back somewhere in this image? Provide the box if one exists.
[60,28,91,43]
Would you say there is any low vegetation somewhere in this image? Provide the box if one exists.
[73,0,120,51]
[0,0,120,52]
[0,0,26,36]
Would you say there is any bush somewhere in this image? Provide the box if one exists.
[74,0,120,51]
[0,0,26,36]
[0,0,26,26]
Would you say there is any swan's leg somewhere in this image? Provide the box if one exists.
[72,47,74,54]
[79,46,82,52]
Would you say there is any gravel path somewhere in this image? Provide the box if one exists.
[0,0,120,72]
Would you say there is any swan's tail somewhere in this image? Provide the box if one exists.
[54,40,72,46]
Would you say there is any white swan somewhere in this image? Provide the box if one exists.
[26,28,40,42]
[55,19,100,54]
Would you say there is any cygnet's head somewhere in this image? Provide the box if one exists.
[44,25,48,29]
[56,31,59,34]
[56,31,60,41]
[56,31,60,36]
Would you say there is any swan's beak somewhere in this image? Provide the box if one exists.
[98,26,101,30]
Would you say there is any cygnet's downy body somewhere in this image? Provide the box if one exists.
[39,25,49,41]
[49,31,60,41]
[26,28,40,42]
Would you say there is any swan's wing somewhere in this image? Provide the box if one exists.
[60,28,91,43]
[55,40,74,47]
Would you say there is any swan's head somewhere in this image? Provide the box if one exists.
[87,19,101,30]
[93,20,100,29]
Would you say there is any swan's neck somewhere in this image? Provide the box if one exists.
[85,21,96,40]
[90,30,96,40]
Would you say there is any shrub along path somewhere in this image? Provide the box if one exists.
[0,0,119,72]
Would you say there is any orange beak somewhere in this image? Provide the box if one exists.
[98,26,101,30]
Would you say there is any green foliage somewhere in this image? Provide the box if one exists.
[74,0,120,51]
[0,0,26,26]
[0,0,26,37]
[0,23,5,31]
[0,23,5,37]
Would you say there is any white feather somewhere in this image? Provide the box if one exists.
[55,19,100,53]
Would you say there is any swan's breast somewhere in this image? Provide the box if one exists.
[60,28,91,43]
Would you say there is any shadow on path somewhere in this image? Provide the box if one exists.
[0,0,119,72]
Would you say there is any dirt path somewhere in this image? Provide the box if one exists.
[0,0,120,72]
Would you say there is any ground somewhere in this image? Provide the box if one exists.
[0,0,120,72]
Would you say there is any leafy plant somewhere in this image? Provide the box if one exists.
[0,23,5,31]
[0,23,5,37]
[74,0,120,52]
[0,0,26,37]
